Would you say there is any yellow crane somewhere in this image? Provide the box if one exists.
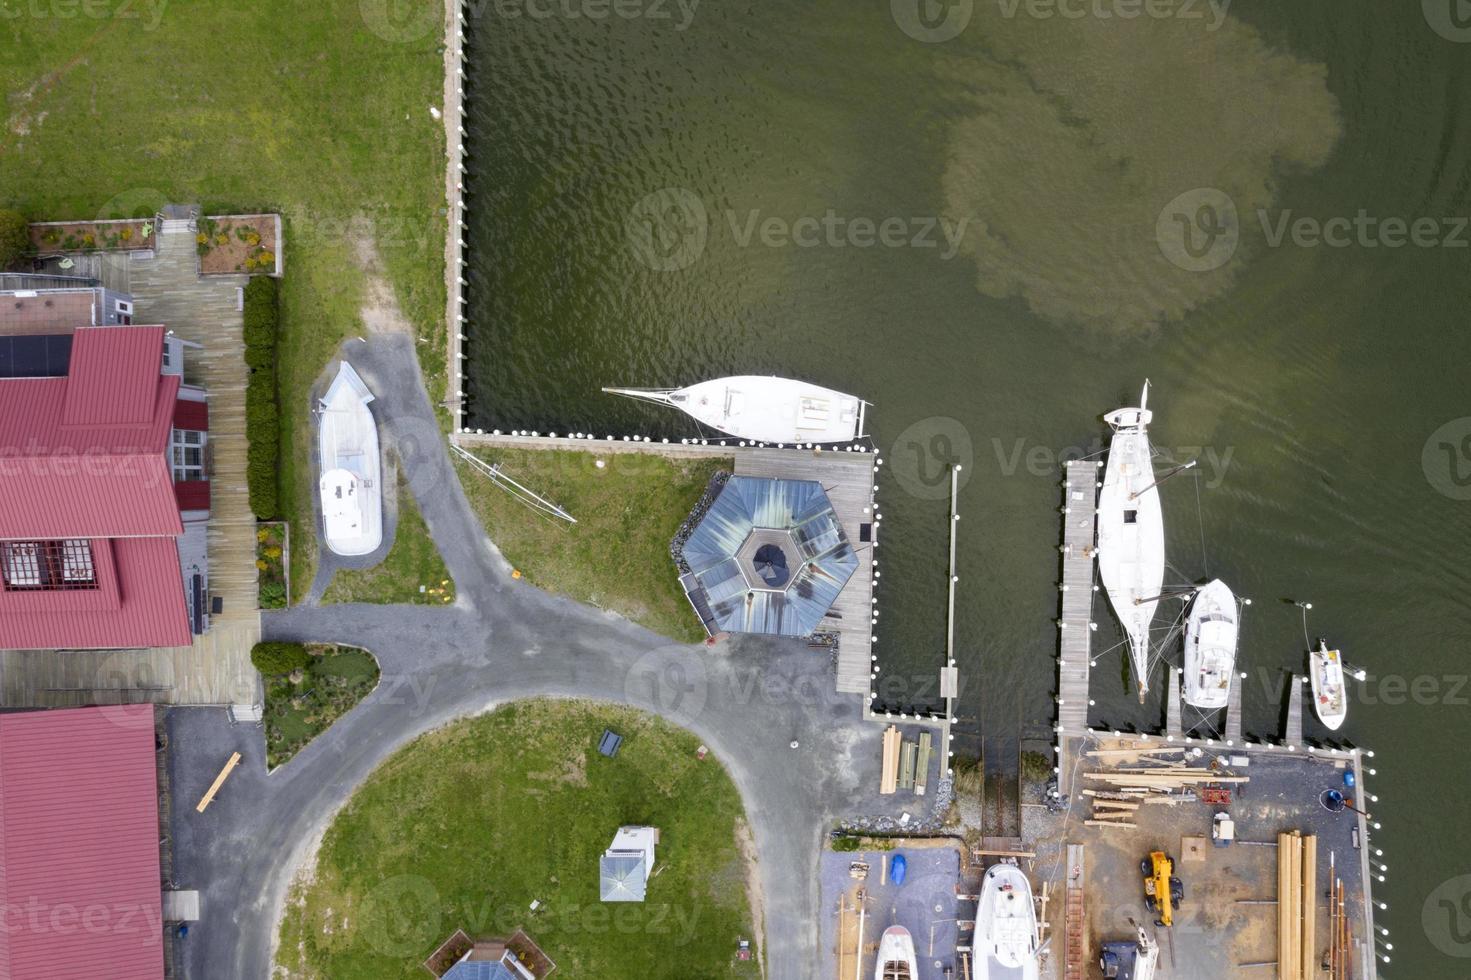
[1141,852,1184,927]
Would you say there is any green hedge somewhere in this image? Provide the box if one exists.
[0,210,28,269]
[244,276,281,519]
[251,640,310,675]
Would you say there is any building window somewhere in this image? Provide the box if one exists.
[2,540,99,591]
[172,429,205,481]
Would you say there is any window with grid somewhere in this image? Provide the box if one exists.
[172,428,206,481]
[1,539,98,591]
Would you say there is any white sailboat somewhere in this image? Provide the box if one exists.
[603,376,867,444]
[1097,381,1167,702]
[976,863,1040,980]
[1182,579,1238,710]
[1309,641,1349,730]
[318,362,382,557]
[873,925,919,980]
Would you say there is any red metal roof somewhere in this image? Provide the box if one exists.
[0,705,165,978]
[0,326,181,539]
[173,395,208,431]
[0,538,192,649]
[61,327,167,426]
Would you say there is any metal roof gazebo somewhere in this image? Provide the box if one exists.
[675,476,858,637]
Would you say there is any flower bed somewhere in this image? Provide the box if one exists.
[197,214,280,275]
[255,522,289,609]
[262,644,379,769]
[29,219,154,254]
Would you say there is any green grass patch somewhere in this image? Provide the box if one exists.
[263,644,381,770]
[276,699,760,979]
[454,448,731,643]
[0,1,448,598]
[323,470,455,606]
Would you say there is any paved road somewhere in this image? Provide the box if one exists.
[169,335,887,980]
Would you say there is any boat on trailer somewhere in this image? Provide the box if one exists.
[603,376,868,444]
[976,863,1040,980]
[1097,381,1166,702]
[1182,579,1238,710]
[874,925,919,980]
[1310,640,1349,730]
[318,362,382,557]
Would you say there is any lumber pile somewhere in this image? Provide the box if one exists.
[1276,831,1318,980]
[880,726,900,795]
[1081,760,1244,822]
[1325,853,1352,980]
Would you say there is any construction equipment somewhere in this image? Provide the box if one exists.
[1141,852,1184,927]
[1100,923,1159,980]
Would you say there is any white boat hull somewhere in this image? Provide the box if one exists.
[1097,384,1165,700]
[874,925,919,980]
[318,363,382,557]
[977,864,1040,980]
[1183,579,1238,710]
[605,375,866,444]
[1310,642,1348,730]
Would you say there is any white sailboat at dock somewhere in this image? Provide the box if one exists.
[603,375,868,444]
[1097,381,1167,702]
[976,863,1040,980]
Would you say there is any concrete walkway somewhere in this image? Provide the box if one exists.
[169,333,888,980]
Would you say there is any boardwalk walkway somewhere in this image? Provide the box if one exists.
[734,449,877,694]
[1285,673,1304,745]
[1055,460,1101,797]
[1225,671,1244,743]
[1,225,261,707]
[1166,668,1183,738]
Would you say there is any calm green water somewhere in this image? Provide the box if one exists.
[466,2,1471,972]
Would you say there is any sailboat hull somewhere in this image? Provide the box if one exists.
[1183,579,1238,710]
[1097,389,1165,700]
[606,375,865,444]
[976,864,1040,980]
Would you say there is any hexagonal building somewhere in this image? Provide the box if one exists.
[675,476,858,636]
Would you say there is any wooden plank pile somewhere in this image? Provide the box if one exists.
[1276,831,1318,980]
[880,725,900,795]
[1080,747,1247,825]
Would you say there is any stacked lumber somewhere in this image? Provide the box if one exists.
[1276,831,1318,980]
[880,726,901,795]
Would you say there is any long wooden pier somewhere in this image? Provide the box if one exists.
[1285,673,1304,745]
[1225,671,1244,743]
[1166,669,1184,738]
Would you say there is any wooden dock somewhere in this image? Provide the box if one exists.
[1285,673,1304,746]
[1225,671,1244,744]
[1056,461,1101,747]
[1166,668,1184,738]
[734,449,877,695]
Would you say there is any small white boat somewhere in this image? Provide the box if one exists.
[1097,381,1166,702]
[976,863,1039,980]
[1182,579,1238,710]
[603,376,867,444]
[1310,640,1349,730]
[318,362,382,556]
[874,925,919,980]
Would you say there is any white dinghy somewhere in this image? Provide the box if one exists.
[976,863,1040,980]
[318,362,382,557]
[1183,579,1239,710]
[603,376,867,444]
[1097,381,1167,702]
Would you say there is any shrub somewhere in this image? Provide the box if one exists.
[243,276,281,518]
[259,580,287,609]
[251,641,310,675]
[0,210,28,267]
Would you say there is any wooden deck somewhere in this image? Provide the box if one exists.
[1166,668,1183,738]
[1055,461,1101,797]
[734,449,876,694]
[1225,669,1244,744]
[1285,673,1304,746]
[1,225,262,708]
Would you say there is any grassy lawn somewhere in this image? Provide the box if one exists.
[264,644,381,770]
[323,470,455,606]
[0,1,448,601]
[277,699,760,979]
[454,448,731,643]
